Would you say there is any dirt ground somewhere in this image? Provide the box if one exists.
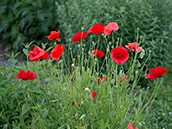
[0,41,11,66]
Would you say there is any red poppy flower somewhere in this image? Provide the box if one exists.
[28,46,50,61]
[46,31,61,41]
[125,42,142,53]
[104,76,108,81]
[120,75,128,83]
[98,76,108,83]
[111,46,129,64]
[91,91,97,98]
[71,32,88,42]
[146,66,168,80]
[88,23,104,35]
[98,77,103,83]
[15,70,37,80]
[72,101,75,105]
[93,50,105,58]
[127,123,138,129]
[50,44,65,60]
[103,22,119,36]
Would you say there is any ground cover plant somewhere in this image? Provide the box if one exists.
[0,22,169,128]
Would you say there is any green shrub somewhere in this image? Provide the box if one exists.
[0,0,65,50]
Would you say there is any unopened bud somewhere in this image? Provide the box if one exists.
[81,27,84,30]
[71,64,74,67]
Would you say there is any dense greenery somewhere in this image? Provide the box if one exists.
[56,0,172,69]
[0,0,64,50]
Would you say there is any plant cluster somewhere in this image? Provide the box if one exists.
[0,21,169,128]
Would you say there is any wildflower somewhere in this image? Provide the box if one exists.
[46,31,61,41]
[98,76,108,83]
[111,46,129,64]
[71,32,88,42]
[15,70,37,80]
[91,91,97,98]
[127,123,138,129]
[119,75,128,83]
[50,44,65,60]
[146,66,168,80]
[88,23,104,35]
[93,50,105,58]
[125,42,142,53]
[28,46,50,61]
[85,88,90,92]
[98,77,103,83]
[72,101,75,105]
[103,22,118,36]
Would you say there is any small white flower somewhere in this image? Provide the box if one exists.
[169,112,171,115]
[85,88,90,92]
[162,113,165,116]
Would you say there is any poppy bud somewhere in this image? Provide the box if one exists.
[71,64,75,67]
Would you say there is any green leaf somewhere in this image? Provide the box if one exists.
[22,103,30,115]
[46,46,53,52]
[23,48,29,57]
[43,109,49,118]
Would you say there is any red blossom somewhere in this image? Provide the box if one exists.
[46,31,61,41]
[119,75,128,83]
[98,76,108,83]
[28,46,50,61]
[15,70,37,80]
[72,101,75,105]
[71,32,88,42]
[93,50,105,58]
[125,42,142,53]
[127,123,138,129]
[91,91,97,98]
[98,77,103,83]
[146,66,168,80]
[111,46,129,64]
[88,23,104,35]
[50,44,65,60]
[103,22,118,36]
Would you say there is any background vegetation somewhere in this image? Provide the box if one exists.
[1,0,172,69]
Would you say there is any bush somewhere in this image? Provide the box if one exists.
[0,0,65,50]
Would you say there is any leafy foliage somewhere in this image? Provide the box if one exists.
[0,0,64,50]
